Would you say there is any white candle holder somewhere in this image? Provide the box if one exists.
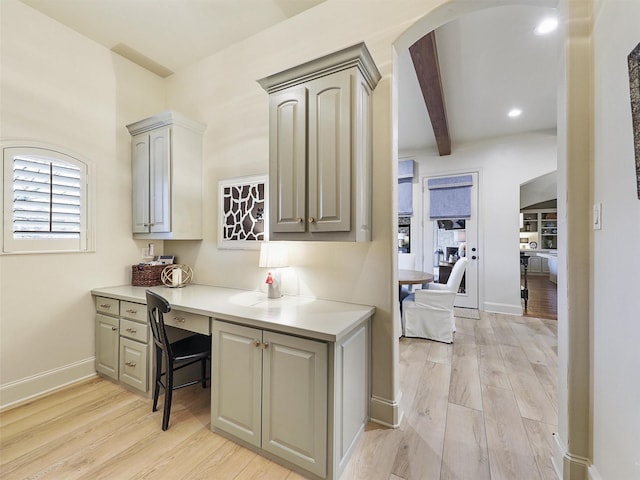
[161,264,193,288]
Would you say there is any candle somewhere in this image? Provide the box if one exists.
[172,268,182,287]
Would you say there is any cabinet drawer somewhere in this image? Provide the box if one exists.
[121,301,146,323]
[165,310,210,335]
[121,318,149,343]
[96,296,119,316]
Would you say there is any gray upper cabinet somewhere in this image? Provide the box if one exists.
[258,43,381,242]
[126,111,206,240]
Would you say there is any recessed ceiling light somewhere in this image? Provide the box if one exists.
[508,108,523,118]
[534,17,559,35]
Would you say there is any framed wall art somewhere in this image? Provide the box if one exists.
[628,41,640,199]
[218,175,267,249]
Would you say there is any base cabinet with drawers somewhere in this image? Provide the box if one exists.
[95,296,150,393]
[92,285,373,480]
[94,295,210,395]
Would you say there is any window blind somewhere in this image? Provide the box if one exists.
[12,156,81,239]
[428,174,473,220]
[398,159,415,216]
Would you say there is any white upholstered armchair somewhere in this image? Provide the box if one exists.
[401,257,468,343]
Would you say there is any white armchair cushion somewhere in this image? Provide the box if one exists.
[424,282,449,291]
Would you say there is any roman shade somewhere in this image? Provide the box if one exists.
[398,160,415,216]
[428,174,473,219]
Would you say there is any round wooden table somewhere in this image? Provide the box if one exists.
[399,269,434,286]
[398,269,434,303]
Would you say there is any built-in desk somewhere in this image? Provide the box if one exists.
[91,284,374,480]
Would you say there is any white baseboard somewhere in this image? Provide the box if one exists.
[552,431,591,480]
[483,301,523,316]
[369,393,401,428]
[588,464,604,480]
[0,357,96,409]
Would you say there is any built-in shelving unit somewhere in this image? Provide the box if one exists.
[520,208,557,251]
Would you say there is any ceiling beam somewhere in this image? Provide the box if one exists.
[409,31,451,156]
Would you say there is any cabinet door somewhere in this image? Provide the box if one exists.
[211,321,262,447]
[95,314,119,380]
[119,337,148,392]
[149,126,171,233]
[262,331,327,478]
[528,256,543,273]
[131,134,150,234]
[269,87,307,233]
[541,257,550,273]
[307,70,351,233]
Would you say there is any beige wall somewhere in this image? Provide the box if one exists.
[0,0,166,405]
[162,0,458,426]
[591,0,640,478]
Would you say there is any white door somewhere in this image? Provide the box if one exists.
[422,172,479,309]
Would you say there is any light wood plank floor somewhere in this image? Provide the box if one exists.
[0,311,557,480]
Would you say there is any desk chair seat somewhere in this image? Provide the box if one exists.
[146,290,211,431]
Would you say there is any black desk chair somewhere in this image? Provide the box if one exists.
[146,290,211,430]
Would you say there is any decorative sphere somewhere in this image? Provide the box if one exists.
[161,264,193,288]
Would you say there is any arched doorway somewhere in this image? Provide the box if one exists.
[391,1,590,477]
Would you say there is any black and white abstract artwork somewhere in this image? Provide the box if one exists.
[628,41,640,199]
[218,175,266,249]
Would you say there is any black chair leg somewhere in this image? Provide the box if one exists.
[162,362,174,431]
[201,358,207,388]
[152,347,162,412]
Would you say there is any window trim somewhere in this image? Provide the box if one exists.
[2,142,95,254]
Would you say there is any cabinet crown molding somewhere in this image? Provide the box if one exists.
[257,42,381,93]
[126,110,206,136]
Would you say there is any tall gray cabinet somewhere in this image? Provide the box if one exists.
[126,111,205,240]
[258,43,381,242]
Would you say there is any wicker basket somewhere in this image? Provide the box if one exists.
[131,264,166,287]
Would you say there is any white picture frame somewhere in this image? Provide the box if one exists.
[218,175,267,250]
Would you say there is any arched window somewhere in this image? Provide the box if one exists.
[2,145,93,253]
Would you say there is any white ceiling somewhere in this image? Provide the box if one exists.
[19,0,327,76]
[19,1,560,154]
[398,4,561,153]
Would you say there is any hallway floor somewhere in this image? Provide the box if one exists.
[523,274,558,320]
[343,311,558,479]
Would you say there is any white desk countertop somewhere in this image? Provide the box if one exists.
[92,284,375,343]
